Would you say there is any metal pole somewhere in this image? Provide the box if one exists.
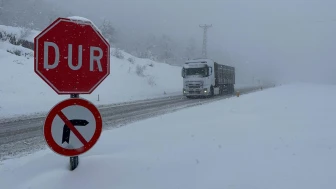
[70,93,79,171]
[199,24,212,58]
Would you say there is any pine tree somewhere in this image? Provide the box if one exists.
[99,19,117,46]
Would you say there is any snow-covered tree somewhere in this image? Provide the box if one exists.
[99,19,117,46]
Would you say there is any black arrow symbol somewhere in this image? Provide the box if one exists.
[62,119,89,144]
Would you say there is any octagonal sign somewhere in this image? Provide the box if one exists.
[34,17,110,94]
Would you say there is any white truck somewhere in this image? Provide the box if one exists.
[181,58,235,98]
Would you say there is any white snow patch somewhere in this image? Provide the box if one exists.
[0,25,39,42]
[0,44,182,119]
[67,16,102,34]
[1,83,335,189]
[67,16,92,22]
[0,41,33,57]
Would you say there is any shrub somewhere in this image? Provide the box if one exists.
[127,57,135,64]
[112,48,124,59]
[7,49,21,56]
[147,76,156,86]
[135,65,146,77]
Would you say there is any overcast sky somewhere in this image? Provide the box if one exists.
[48,0,336,84]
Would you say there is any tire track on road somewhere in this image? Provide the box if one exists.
[0,86,266,161]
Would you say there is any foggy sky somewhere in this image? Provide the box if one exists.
[48,0,336,84]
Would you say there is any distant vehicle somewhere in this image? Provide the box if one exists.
[181,58,235,98]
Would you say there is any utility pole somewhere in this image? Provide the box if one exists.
[199,24,212,58]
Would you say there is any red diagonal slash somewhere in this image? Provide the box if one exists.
[57,111,88,145]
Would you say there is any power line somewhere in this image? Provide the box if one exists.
[199,24,212,58]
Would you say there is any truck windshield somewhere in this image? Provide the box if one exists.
[185,68,208,77]
[186,68,208,77]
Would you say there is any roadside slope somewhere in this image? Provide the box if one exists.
[0,25,182,119]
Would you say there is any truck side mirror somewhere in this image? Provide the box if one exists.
[181,68,185,78]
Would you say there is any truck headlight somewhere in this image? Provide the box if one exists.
[203,88,208,93]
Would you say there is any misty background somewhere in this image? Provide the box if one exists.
[1,0,336,85]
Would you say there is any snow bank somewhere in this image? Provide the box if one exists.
[1,83,335,189]
[0,40,182,118]
[0,25,39,43]
[0,22,184,119]
[67,16,102,34]
[0,21,183,119]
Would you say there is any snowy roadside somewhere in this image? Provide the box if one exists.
[1,83,335,189]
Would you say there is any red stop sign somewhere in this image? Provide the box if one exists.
[34,17,110,94]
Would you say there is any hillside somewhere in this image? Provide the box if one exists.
[0,24,182,119]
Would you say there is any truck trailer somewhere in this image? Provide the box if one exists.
[181,58,235,98]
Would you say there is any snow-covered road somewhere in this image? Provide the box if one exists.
[1,83,335,189]
[0,85,262,161]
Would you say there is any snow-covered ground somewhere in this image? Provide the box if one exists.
[0,23,258,119]
[1,83,335,189]
[0,23,185,119]
[0,43,181,119]
[0,25,40,42]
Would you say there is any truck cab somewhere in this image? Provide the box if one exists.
[181,59,216,97]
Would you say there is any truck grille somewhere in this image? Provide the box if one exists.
[186,81,203,89]
[189,91,201,94]
[188,84,201,88]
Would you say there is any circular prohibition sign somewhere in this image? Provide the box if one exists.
[43,98,103,157]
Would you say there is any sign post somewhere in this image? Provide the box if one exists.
[34,17,110,171]
[70,93,79,170]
